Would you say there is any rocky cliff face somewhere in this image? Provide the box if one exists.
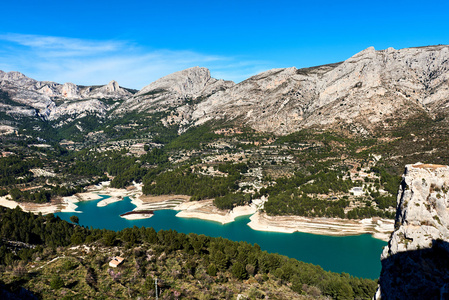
[375,163,449,299]
[2,45,449,134]
[0,71,132,121]
[113,66,234,119]
[190,45,449,134]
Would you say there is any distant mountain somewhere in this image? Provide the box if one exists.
[0,70,133,121]
[112,66,235,127]
[188,45,449,135]
[2,45,449,136]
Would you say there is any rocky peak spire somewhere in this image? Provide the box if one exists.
[105,80,120,93]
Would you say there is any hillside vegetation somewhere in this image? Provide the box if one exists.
[0,207,377,299]
[0,118,432,220]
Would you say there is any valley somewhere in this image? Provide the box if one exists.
[2,45,449,298]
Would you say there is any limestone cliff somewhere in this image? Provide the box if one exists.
[113,66,234,118]
[3,45,449,135]
[114,45,449,135]
[375,163,449,299]
[191,45,449,135]
[0,71,132,120]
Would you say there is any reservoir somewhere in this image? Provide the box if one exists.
[55,196,386,279]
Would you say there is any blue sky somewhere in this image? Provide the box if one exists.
[0,0,448,89]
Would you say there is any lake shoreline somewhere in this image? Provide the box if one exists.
[0,186,393,241]
[248,211,393,242]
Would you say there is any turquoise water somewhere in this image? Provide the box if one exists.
[55,196,386,279]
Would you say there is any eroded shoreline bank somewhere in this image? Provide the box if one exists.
[247,211,393,241]
[0,185,393,241]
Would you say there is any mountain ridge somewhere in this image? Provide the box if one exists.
[2,44,449,136]
[0,70,133,120]
[188,45,449,134]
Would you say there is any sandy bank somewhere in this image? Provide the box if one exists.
[127,195,189,211]
[139,194,191,203]
[116,194,190,218]
[125,195,258,224]
[75,192,103,201]
[0,196,20,209]
[1,190,394,241]
[59,196,80,213]
[175,200,257,224]
[97,196,123,207]
[248,212,394,242]
[120,212,154,220]
[0,182,143,215]
[72,184,143,210]
[0,196,64,215]
[63,184,143,212]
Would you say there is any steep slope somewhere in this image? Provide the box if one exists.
[2,45,449,136]
[191,45,449,135]
[0,71,132,121]
[113,66,234,123]
[375,163,449,299]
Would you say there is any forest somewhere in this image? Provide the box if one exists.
[0,115,402,221]
[142,163,248,201]
[0,206,377,299]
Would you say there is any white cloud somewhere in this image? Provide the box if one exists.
[0,34,269,89]
[0,33,122,56]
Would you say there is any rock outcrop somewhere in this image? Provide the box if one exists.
[3,45,449,134]
[190,45,449,134]
[114,66,234,117]
[0,71,132,120]
[375,163,449,299]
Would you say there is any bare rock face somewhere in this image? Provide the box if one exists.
[61,82,80,98]
[114,66,234,116]
[190,45,449,134]
[105,80,120,93]
[3,45,449,134]
[375,163,449,299]
[137,66,215,97]
[0,71,132,120]
[49,99,108,120]
[88,80,131,98]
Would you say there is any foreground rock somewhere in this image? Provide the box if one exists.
[375,163,449,299]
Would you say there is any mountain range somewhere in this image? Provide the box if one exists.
[1,45,449,136]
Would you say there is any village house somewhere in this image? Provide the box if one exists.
[109,256,124,268]
[350,187,364,196]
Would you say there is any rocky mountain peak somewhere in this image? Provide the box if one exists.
[0,70,133,121]
[114,67,234,116]
[0,71,27,81]
[188,44,449,135]
[375,163,449,299]
[3,45,449,135]
[61,82,80,98]
[89,80,130,98]
[136,66,213,98]
[0,71,36,88]
[105,80,120,93]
